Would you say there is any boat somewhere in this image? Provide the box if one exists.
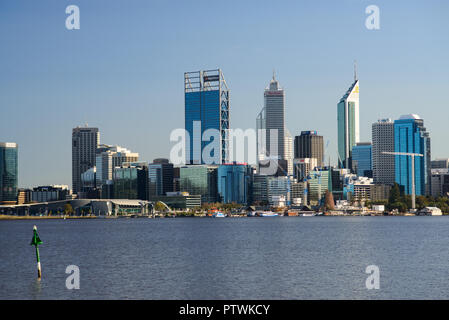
[258,211,279,217]
[212,212,226,218]
[299,212,316,217]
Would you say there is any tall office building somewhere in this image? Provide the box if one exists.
[372,119,395,185]
[0,142,18,205]
[217,163,253,204]
[294,131,324,168]
[263,72,285,161]
[337,68,359,169]
[72,126,99,194]
[284,130,294,175]
[184,69,229,165]
[394,114,431,196]
[148,158,174,197]
[352,142,372,177]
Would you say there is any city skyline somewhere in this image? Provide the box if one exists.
[1,1,448,188]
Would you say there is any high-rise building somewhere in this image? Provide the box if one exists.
[431,169,449,197]
[180,165,218,203]
[184,69,229,165]
[96,145,139,186]
[217,163,253,204]
[263,72,285,161]
[372,119,395,185]
[394,114,431,196]
[337,69,359,169]
[284,130,294,176]
[0,142,18,205]
[431,159,449,169]
[352,142,372,177]
[148,158,174,197]
[294,131,324,168]
[72,126,99,194]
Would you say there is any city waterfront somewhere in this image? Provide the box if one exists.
[1,217,449,300]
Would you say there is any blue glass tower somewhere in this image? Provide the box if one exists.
[352,142,372,177]
[394,114,431,196]
[185,69,229,165]
[0,142,18,204]
[217,163,252,204]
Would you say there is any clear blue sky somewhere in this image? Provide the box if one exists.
[1,0,448,188]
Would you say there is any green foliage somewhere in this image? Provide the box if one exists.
[63,203,74,215]
[386,183,449,213]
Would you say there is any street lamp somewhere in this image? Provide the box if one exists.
[382,151,423,210]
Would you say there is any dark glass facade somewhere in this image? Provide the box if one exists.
[217,164,253,204]
[113,164,148,200]
[0,143,18,204]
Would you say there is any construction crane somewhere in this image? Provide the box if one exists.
[382,151,423,210]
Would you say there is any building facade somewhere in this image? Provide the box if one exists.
[113,162,149,200]
[179,165,218,203]
[72,126,99,194]
[394,114,431,196]
[372,119,395,185]
[96,145,139,187]
[184,69,229,165]
[351,142,372,177]
[148,158,174,197]
[294,131,324,168]
[217,163,253,204]
[0,142,18,204]
[337,75,359,169]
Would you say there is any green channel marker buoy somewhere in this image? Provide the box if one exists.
[30,225,43,279]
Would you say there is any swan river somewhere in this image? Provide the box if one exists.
[1,216,449,299]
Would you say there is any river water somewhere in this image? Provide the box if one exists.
[1,216,448,299]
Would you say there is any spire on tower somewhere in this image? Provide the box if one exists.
[354,60,358,81]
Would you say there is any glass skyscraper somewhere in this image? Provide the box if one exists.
[184,69,229,165]
[352,142,372,177]
[0,142,18,204]
[217,163,253,204]
[337,72,359,169]
[394,114,431,196]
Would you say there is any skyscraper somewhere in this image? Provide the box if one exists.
[0,142,18,205]
[217,163,253,204]
[394,114,431,196]
[294,131,324,168]
[372,119,395,185]
[351,142,372,177]
[263,72,285,161]
[184,69,229,165]
[72,126,99,194]
[337,68,359,169]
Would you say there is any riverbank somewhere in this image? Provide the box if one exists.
[0,215,97,220]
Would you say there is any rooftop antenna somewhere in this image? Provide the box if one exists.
[272,69,276,81]
[354,60,358,81]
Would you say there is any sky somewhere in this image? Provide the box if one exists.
[0,0,448,188]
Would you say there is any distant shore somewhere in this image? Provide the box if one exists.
[0,215,97,220]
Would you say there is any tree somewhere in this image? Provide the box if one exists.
[64,203,74,216]
[154,201,167,212]
[324,190,335,211]
[389,183,401,204]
